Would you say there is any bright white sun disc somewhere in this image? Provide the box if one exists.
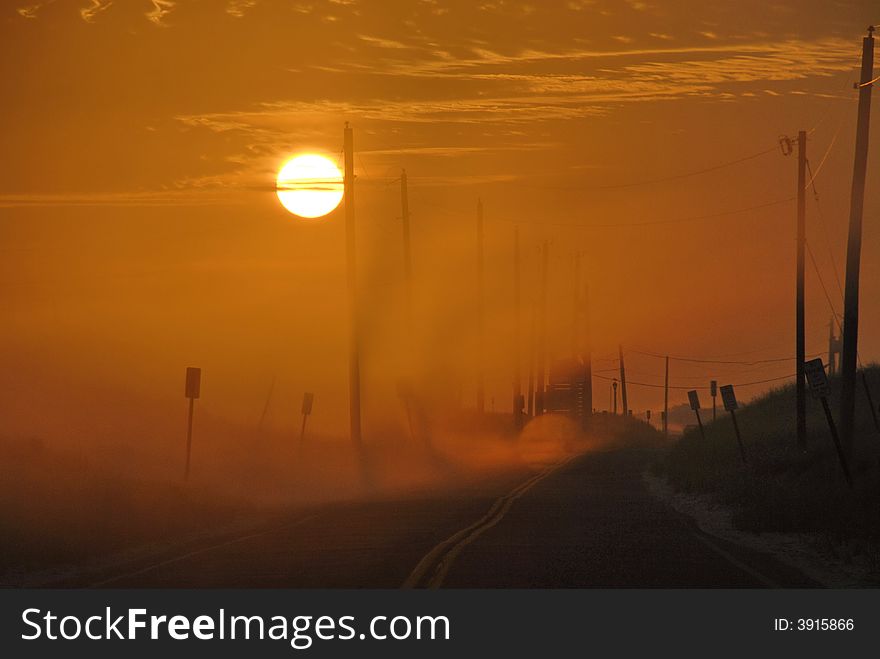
[276,154,344,218]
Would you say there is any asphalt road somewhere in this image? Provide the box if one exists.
[59,448,817,588]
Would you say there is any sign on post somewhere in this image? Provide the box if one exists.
[185,367,201,399]
[720,385,746,463]
[804,358,852,488]
[720,384,738,411]
[687,390,706,440]
[804,358,830,399]
[183,367,201,481]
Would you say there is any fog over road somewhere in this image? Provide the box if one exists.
[54,449,815,589]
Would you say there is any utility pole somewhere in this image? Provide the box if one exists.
[527,303,536,416]
[513,225,523,429]
[343,123,362,450]
[612,380,618,415]
[400,169,413,334]
[572,253,582,357]
[618,345,628,417]
[796,129,808,450]
[828,316,841,376]
[663,356,669,437]
[582,283,593,428]
[476,198,485,413]
[535,241,549,416]
[840,26,875,454]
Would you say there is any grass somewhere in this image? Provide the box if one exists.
[657,366,880,568]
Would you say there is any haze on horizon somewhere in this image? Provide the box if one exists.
[1,0,878,459]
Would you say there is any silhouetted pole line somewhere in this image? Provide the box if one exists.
[535,241,549,416]
[513,224,523,429]
[476,198,485,414]
[840,26,875,455]
[797,130,808,450]
[400,169,413,334]
[343,123,362,451]
[663,356,669,437]
[618,345,628,417]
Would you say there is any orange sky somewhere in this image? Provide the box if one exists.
[1,1,878,441]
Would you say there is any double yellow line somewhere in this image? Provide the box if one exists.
[402,454,580,589]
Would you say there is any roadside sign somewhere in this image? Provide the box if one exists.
[710,380,717,397]
[185,367,201,399]
[803,357,852,487]
[720,384,738,411]
[804,358,830,399]
[302,392,315,416]
[687,390,700,411]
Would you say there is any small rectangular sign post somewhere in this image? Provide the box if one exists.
[687,390,706,440]
[804,358,852,488]
[710,380,718,421]
[720,384,738,411]
[804,358,830,399]
[183,367,201,481]
[720,385,746,463]
[300,392,314,447]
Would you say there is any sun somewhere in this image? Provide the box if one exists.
[276,154,344,218]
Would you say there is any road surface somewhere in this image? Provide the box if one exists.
[53,448,816,588]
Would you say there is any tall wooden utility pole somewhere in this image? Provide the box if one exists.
[476,199,486,413]
[527,303,536,416]
[840,26,875,454]
[663,356,669,437]
[618,345,628,416]
[400,169,414,333]
[796,129,807,449]
[572,253,582,357]
[513,225,523,428]
[535,241,549,416]
[343,123,362,450]
[582,283,593,428]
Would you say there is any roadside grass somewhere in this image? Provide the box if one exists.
[657,366,880,569]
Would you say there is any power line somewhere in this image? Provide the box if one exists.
[593,372,795,390]
[628,348,824,366]
[498,196,795,229]
[515,144,780,192]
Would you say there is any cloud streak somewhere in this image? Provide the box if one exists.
[80,0,112,23]
[146,0,175,26]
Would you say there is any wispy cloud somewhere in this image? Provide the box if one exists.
[16,2,50,19]
[357,34,412,50]
[226,0,257,18]
[146,0,175,26]
[80,0,112,23]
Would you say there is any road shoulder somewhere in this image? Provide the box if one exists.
[644,471,877,587]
